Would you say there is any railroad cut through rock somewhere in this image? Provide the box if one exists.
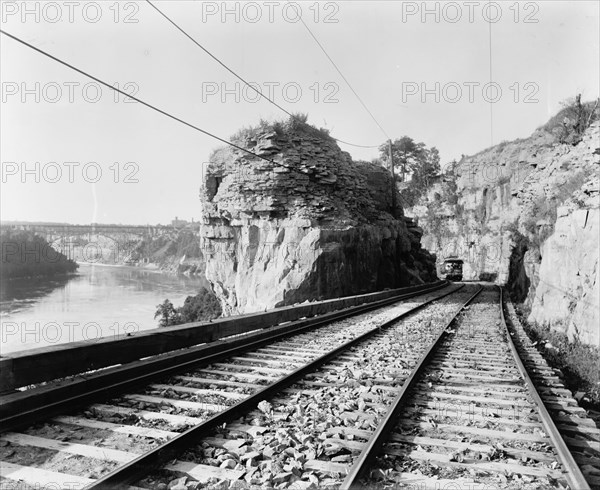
[408,117,599,346]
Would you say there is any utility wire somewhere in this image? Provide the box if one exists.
[488,1,494,147]
[145,0,380,149]
[145,0,294,120]
[299,16,390,141]
[0,29,289,168]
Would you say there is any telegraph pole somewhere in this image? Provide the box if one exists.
[388,139,397,216]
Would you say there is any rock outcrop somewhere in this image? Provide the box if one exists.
[200,119,437,315]
[408,115,599,346]
[529,207,599,345]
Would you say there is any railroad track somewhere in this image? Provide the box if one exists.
[0,281,460,488]
[345,286,594,489]
[1,284,596,489]
[504,300,600,488]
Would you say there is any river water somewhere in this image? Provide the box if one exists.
[0,264,210,354]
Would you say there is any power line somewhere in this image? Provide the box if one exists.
[299,17,390,141]
[0,29,288,168]
[488,1,494,147]
[145,0,294,120]
[145,0,380,149]
[327,136,380,149]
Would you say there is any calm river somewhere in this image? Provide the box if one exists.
[0,264,210,354]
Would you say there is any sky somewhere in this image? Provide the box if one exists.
[1,0,599,225]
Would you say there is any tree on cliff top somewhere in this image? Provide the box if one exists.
[378,136,441,207]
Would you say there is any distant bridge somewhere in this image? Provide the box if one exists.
[1,222,180,262]
[1,222,171,237]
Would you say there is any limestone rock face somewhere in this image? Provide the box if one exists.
[529,208,599,346]
[408,121,599,345]
[200,122,437,315]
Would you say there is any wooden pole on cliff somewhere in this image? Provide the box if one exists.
[388,139,397,217]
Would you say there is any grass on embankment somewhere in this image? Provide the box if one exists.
[514,303,600,411]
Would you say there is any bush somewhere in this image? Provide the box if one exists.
[540,95,599,145]
[230,114,332,147]
[155,287,222,327]
[178,288,222,323]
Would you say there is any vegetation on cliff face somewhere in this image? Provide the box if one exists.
[155,288,222,327]
[377,136,441,208]
[0,230,78,279]
[229,112,333,148]
[539,95,599,145]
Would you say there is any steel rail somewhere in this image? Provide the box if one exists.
[499,286,591,490]
[341,286,589,490]
[340,286,483,488]
[0,281,448,433]
[87,285,466,488]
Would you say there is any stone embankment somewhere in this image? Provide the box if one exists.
[200,119,437,315]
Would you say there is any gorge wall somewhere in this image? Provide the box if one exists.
[199,119,437,316]
[408,118,599,346]
[47,228,205,275]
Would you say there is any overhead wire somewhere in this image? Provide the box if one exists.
[145,0,294,120]
[0,29,291,169]
[298,16,391,142]
[487,0,494,147]
[145,0,381,149]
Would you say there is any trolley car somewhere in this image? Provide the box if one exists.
[443,257,463,281]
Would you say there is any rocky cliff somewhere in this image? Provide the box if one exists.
[127,229,205,275]
[199,118,437,315]
[408,111,599,346]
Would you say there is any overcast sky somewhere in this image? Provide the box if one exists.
[1,0,598,225]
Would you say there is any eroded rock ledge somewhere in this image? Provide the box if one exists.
[200,120,437,315]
